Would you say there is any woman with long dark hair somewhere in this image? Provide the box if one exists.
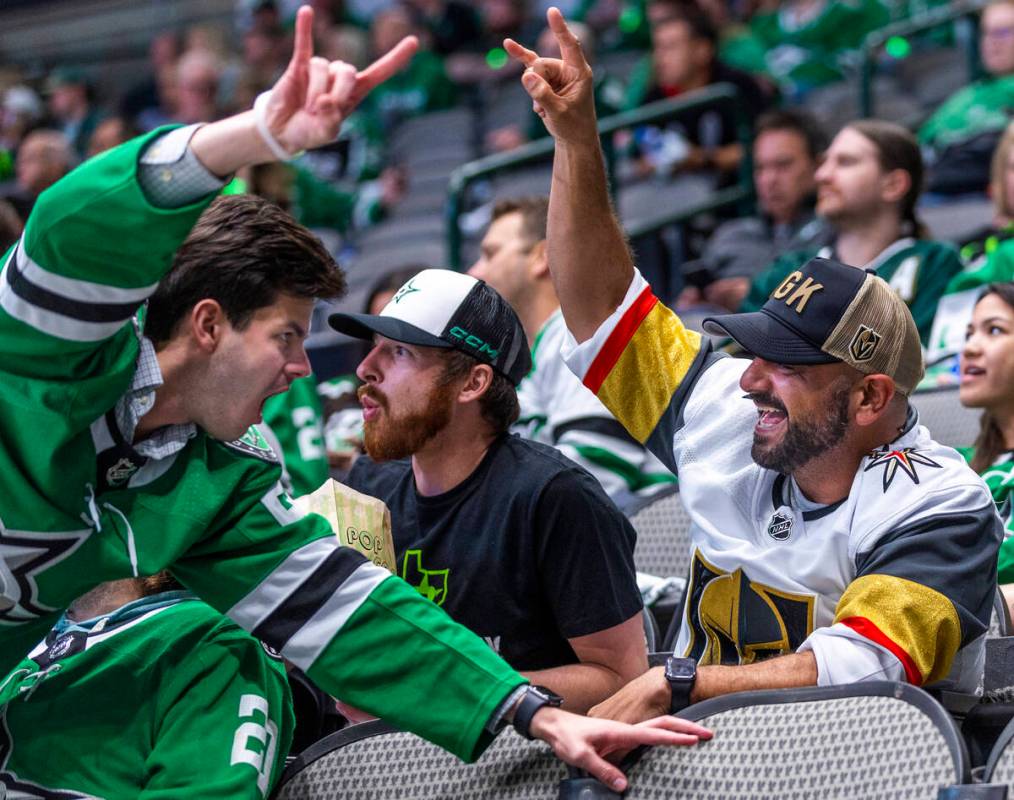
[960,282,1014,585]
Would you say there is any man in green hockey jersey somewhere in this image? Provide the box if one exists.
[0,5,708,792]
[0,573,295,798]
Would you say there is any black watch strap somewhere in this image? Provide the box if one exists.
[512,685,563,740]
[665,656,697,714]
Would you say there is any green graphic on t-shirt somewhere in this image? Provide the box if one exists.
[401,550,449,606]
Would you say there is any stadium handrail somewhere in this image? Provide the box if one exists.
[445,82,753,271]
[858,0,988,119]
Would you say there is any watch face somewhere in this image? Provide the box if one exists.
[666,659,696,681]
[532,685,564,705]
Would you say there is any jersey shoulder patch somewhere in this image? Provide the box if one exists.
[223,425,280,463]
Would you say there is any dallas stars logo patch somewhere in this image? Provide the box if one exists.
[393,278,420,304]
[864,447,942,492]
[0,516,91,623]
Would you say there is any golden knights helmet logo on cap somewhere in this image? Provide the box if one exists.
[848,324,882,363]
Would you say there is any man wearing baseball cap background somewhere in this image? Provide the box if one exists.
[505,7,1001,723]
[330,268,651,713]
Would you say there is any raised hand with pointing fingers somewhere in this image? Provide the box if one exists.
[191,4,417,176]
[261,5,418,156]
[504,7,598,144]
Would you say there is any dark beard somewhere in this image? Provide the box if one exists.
[360,382,455,462]
[750,384,851,474]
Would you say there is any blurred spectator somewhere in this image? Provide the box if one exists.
[248,160,402,234]
[359,5,456,128]
[86,116,138,159]
[405,0,483,55]
[0,129,73,221]
[0,199,23,253]
[469,196,676,501]
[121,31,182,128]
[920,0,1014,196]
[749,0,889,99]
[924,123,1014,372]
[623,5,774,183]
[958,283,1014,610]
[678,108,830,312]
[45,67,104,159]
[0,85,43,154]
[955,121,1014,270]
[334,270,647,711]
[175,49,225,124]
[743,120,962,345]
[242,22,289,88]
[487,22,625,153]
[0,573,294,797]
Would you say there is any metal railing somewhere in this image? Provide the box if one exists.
[859,0,987,118]
[445,83,753,271]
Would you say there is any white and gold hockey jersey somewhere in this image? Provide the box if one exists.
[564,270,1002,693]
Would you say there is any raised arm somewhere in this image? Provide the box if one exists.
[192,5,417,176]
[505,8,632,342]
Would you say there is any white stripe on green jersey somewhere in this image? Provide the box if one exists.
[0,127,525,762]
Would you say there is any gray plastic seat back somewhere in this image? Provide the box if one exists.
[623,682,968,799]
[911,388,982,449]
[272,721,565,799]
[629,487,693,580]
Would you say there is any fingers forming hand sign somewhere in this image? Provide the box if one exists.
[263,5,418,154]
[504,7,597,142]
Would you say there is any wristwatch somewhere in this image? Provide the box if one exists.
[512,685,564,740]
[665,656,697,714]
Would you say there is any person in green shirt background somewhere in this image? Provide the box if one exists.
[958,283,1014,617]
[919,0,1014,196]
[742,119,962,345]
[922,122,1014,380]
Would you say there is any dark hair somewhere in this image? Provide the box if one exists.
[755,108,828,162]
[970,282,1014,473]
[440,349,519,435]
[652,4,718,47]
[145,194,346,344]
[846,119,926,238]
[363,265,429,315]
[491,196,549,247]
[139,570,184,597]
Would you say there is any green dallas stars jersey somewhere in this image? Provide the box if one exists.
[0,592,293,799]
[959,447,1014,584]
[261,374,330,498]
[0,129,524,762]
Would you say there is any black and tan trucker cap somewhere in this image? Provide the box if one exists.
[702,256,924,395]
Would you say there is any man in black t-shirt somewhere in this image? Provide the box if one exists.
[330,269,647,713]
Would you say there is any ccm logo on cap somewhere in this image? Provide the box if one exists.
[771,271,824,314]
[449,326,500,358]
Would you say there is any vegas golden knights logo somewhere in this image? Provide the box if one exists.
[848,325,881,362]
[683,551,815,665]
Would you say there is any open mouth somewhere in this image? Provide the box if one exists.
[961,365,986,383]
[755,405,788,433]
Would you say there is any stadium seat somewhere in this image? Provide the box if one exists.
[272,720,566,799]
[911,387,982,449]
[618,682,970,799]
[991,587,1013,640]
[627,486,693,581]
[982,714,1014,793]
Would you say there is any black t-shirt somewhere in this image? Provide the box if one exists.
[345,434,642,671]
[642,62,773,152]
